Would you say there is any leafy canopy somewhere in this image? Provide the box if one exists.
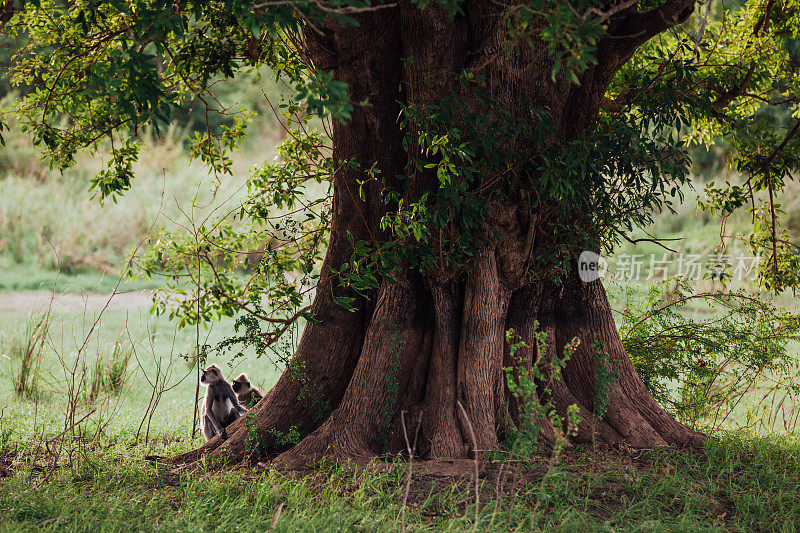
[2,0,800,350]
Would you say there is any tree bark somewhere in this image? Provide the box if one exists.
[170,2,705,468]
[171,8,406,464]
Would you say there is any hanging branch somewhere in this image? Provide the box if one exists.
[612,0,696,52]
[760,118,800,282]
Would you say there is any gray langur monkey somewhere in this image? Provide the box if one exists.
[231,373,264,408]
[200,364,247,441]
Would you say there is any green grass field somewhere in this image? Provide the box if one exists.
[0,289,291,444]
[1,428,799,531]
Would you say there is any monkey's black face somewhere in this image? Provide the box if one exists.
[232,381,241,392]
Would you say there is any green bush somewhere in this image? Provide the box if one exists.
[616,279,800,432]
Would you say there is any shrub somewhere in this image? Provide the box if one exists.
[616,279,800,432]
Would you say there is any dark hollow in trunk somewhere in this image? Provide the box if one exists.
[170,2,704,468]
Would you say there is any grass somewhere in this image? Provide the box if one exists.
[0,262,162,293]
[83,334,134,404]
[0,430,799,531]
[0,304,291,443]
[5,311,49,401]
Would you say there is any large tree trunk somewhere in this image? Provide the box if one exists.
[171,2,704,467]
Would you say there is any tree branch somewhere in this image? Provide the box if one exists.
[0,0,16,32]
[712,0,773,110]
[614,0,696,49]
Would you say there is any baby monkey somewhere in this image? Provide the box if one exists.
[200,364,247,441]
[231,373,264,408]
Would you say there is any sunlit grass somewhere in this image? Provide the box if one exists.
[0,306,291,443]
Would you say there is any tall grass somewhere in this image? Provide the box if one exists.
[3,310,52,401]
[1,307,134,406]
[84,336,134,405]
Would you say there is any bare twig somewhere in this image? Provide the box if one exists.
[611,226,681,253]
[581,0,637,22]
[489,462,507,529]
[268,503,284,533]
[399,409,423,533]
[457,400,480,533]
[614,0,696,49]
[28,409,97,492]
[192,241,202,438]
[693,0,713,53]
[399,410,411,533]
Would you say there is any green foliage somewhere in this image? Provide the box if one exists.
[133,129,329,354]
[268,424,302,448]
[241,411,269,455]
[503,326,581,459]
[88,137,140,203]
[294,70,352,120]
[613,0,800,292]
[592,340,617,421]
[505,0,604,84]
[290,360,331,425]
[0,0,349,199]
[617,279,800,431]
[749,202,800,292]
[186,114,251,178]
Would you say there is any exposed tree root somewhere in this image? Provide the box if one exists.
[171,267,703,471]
[273,274,434,469]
